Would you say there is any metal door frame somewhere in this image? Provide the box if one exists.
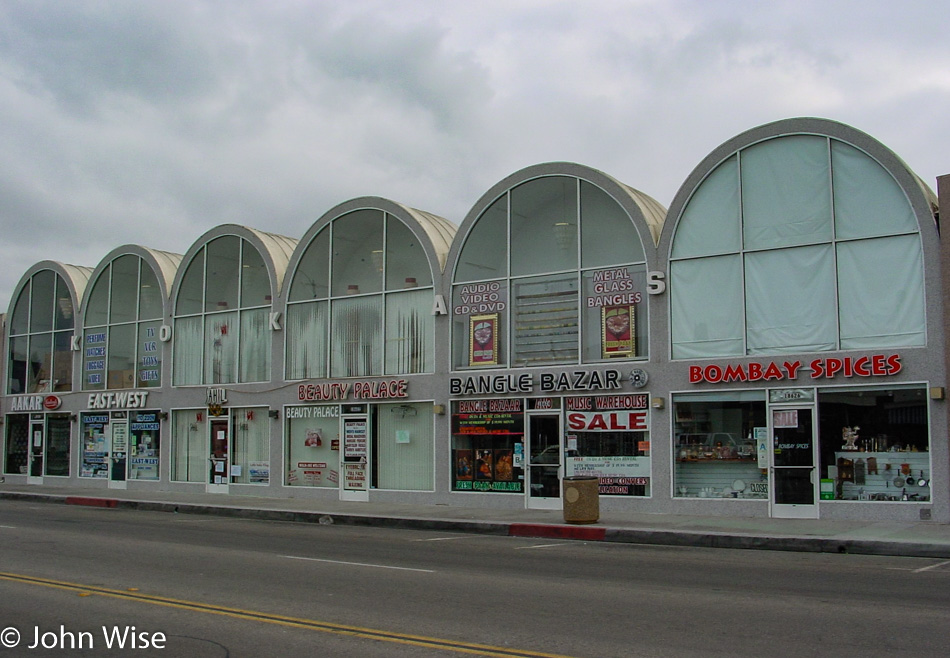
[525,411,563,510]
[768,403,819,519]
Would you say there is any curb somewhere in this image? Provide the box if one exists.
[3,491,949,559]
[65,496,118,508]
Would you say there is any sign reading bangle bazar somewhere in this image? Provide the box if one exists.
[450,369,623,396]
[689,354,902,384]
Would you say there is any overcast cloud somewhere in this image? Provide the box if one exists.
[0,0,947,310]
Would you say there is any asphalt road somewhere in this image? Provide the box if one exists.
[1,499,949,657]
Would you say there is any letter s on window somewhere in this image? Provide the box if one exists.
[647,271,666,295]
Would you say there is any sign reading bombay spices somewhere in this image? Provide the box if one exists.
[688,354,903,384]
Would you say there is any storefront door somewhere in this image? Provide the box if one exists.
[208,418,229,493]
[109,418,128,489]
[340,415,370,501]
[526,413,562,510]
[28,419,44,483]
[769,405,818,519]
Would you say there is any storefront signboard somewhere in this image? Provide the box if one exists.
[297,379,408,401]
[285,405,340,420]
[11,395,62,412]
[452,399,523,435]
[449,369,625,397]
[689,354,902,384]
[86,391,149,409]
[566,411,647,431]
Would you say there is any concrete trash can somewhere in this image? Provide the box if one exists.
[563,476,600,524]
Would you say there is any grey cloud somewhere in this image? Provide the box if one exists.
[0,1,222,116]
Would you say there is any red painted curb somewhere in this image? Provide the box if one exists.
[65,497,118,508]
[508,523,606,541]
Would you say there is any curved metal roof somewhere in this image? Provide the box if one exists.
[6,260,95,321]
[391,203,458,271]
[243,227,299,295]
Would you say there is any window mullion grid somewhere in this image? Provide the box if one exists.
[574,178,582,364]
[505,191,512,367]
[827,137,842,351]
[326,223,334,376]
[133,260,143,387]
[382,215,388,372]
[737,149,749,356]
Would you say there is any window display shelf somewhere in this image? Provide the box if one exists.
[832,451,931,501]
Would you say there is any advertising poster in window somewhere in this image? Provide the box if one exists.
[81,415,109,478]
[452,399,524,493]
[344,463,368,490]
[343,419,368,461]
[564,395,650,496]
[601,305,635,358]
[469,314,499,366]
[129,412,160,480]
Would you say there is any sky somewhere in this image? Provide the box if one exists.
[1,0,948,311]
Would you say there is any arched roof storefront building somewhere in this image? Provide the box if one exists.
[280,198,456,499]
[443,163,667,506]
[657,118,946,522]
[2,118,948,524]
[80,246,183,392]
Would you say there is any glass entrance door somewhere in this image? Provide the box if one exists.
[28,420,44,483]
[109,418,128,488]
[769,406,818,518]
[340,415,370,501]
[527,413,562,509]
[208,418,229,492]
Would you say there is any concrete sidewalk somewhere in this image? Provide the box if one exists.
[3,483,950,558]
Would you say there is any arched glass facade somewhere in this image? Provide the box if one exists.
[1,118,946,524]
[82,254,165,390]
[452,176,648,369]
[7,270,75,394]
[669,135,926,359]
[173,235,273,385]
[286,209,435,379]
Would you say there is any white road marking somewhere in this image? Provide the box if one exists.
[281,555,434,573]
[0,525,16,529]
[515,543,566,550]
[913,560,950,573]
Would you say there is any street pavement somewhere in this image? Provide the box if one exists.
[2,483,950,558]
